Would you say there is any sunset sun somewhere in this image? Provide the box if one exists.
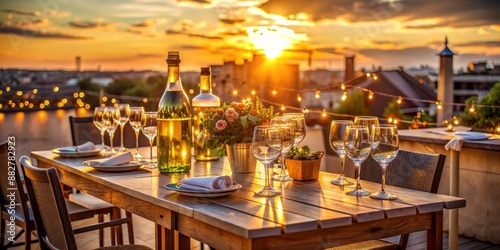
[247,25,297,59]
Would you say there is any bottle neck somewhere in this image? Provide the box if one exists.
[167,64,181,90]
[199,74,212,94]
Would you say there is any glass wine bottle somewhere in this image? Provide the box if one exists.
[157,51,192,172]
[192,67,222,161]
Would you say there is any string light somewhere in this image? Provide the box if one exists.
[373,75,378,81]
[322,109,327,117]
[341,84,345,90]
[232,90,238,95]
[397,96,403,104]
[341,92,347,101]
[366,73,371,77]
[315,91,320,99]
[297,95,302,102]
[272,89,277,95]
[368,91,374,100]
[251,90,256,95]
[281,105,286,111]
[436,101,442,110]
[469,104,475,113]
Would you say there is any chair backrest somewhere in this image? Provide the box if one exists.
[20,156,77,250]
[69,116,149,148]
[0,141,31,224]
[361,149,446,193]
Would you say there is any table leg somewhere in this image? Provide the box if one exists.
[177,231,190,250]
[449,150,460,250]
[427,211,443,250]
[156,224,174,250]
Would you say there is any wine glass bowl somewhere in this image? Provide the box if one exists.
[283,113,306,147]
[344,125,371,196]
[93,107,109,153]
[354,116,379,148]
[329,120,354,186]
[141,112,158,168]
[369,124,400,200]
[270,116,295,182]
[115,103,131,152]
[252,125,282,197]
[103,107,120,154]
[129,107,144,160]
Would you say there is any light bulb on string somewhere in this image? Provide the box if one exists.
[373,75,378,81]
[436,101,442,110]
[281,105,285,111]
[388,117,393,123]
[315,91,320,99]
[322,109,327,117]
[393,118,398,125]
[272,89,277,96]
[366,73,371,77]
[397,96,402,104]
[297,95,302,102]
[251,90,256,95]
[469,104,475,113]
[368,91,374,100]
[341,92,347,101]
[232,90,238,95]
[341,84,345,90]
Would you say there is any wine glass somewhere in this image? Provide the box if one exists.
[93,107,109,152]
[283,113,306,147]
[329,120,354,186]
[129,107,145,160]
[344,125,371,196]
[115,103,130,152]
[141,112,158,168]
[270,117,295,182]
[369,124,400,200]
[252,125,282,197]
[103,107,120,154]
[354,116,379,148]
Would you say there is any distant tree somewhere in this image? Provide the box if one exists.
[78,78,101,107]
[332,90,370,118]
[459,82,500,131]
[145,75,166,98]
[383,100,412,128]
[106,78,137,96]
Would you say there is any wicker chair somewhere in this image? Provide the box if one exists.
[19,155,151,250]
[330,149,446,250]
[0,141,126,249]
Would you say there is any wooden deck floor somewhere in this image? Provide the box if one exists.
[5,213,499,249]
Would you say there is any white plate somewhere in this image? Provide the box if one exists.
[83,160,148,172]
[52,148,101,158]
[453,131,490,141]
[165,183,242,198]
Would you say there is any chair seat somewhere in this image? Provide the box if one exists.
[328,240,398,250]
[69,193,114,210]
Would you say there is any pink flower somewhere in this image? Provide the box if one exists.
[225,108,239,122]
[215,120,227,130]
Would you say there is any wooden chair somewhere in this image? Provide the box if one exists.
[330,149,446,250]
[69,116,139,246]
[0,141,122,249]
[19,155,151,250]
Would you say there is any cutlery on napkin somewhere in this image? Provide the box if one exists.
[97,151,135,166]
[178,176,233,191]
[59,141,97,153]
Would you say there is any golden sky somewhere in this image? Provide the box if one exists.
[0,0,499,71]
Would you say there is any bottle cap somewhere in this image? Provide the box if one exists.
[166,51,181,64]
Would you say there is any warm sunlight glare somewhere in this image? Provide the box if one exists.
[247,25,297,59]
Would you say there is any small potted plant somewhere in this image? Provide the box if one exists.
[285,145,324,181]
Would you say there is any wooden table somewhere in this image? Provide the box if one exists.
[31,148,466,250]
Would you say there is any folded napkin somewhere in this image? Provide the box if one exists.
[445,136,464,151]
[97,151,134,166]
[178,175,233,191]
[59,141,97,153]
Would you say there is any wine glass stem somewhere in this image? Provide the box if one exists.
[149,140,153,161]
[100,131,106,148]
[120,125,125,148]
[264,163,272,189]
[135,131,140,153]
[355,163,363,191]
[280,152,287,175]
[339,154,346,179]
[381,165,387,192]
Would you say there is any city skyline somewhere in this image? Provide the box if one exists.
[0,0,499,71]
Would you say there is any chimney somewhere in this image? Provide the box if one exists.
[345,55,355,82]
[437,36,455,124]
[75,56,81,72]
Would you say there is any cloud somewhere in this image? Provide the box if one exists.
[0,23,90,39]
[69,21,111,29]
[166,29,223,39]
[1,9,40,17]
[259,0,500,28]
[455,41,500,47]
[137,53,163,57]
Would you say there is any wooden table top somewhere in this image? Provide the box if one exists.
[31,148,466,241]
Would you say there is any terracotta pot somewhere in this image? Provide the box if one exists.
[286,152,324,181]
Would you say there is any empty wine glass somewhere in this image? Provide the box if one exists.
[283,113,306,147]
[141,112,158,168]
[252,125,282,197]
[370,124,399,200]
[270,117,295,182]
[115,103,130,152]
[103,107,120,154]
[129,107,144,160]
[93,107,109,152]
[329,120,354,186]
[344,125,371,196]
[354,116,379,148]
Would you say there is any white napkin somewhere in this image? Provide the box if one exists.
[445,135,464,151]
[97,151,134,166]
[59,142,97,153]
[178,176,233,191]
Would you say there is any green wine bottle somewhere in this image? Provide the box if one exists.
[157,51,191,173]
